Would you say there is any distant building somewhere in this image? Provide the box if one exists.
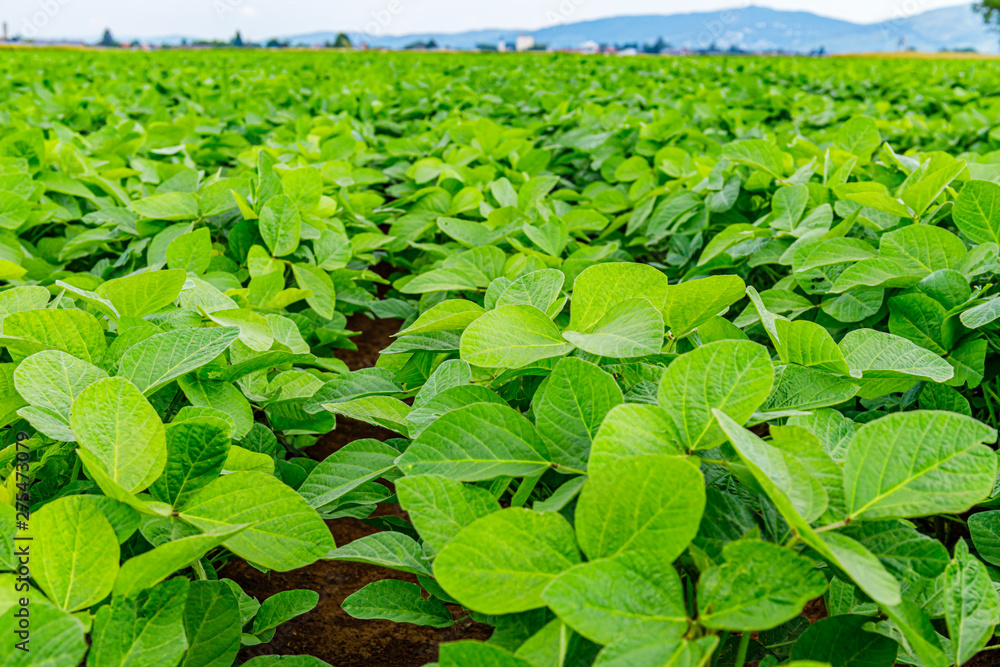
[618,47,638,56]
[580,40,600,55]
[497,38,507,53]
[515,34,534,51]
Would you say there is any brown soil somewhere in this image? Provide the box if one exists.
[336,313,404,371]
[225,503,492,666]
[225,314,492,666]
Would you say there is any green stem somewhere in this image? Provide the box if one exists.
[734,631,751,667]
[511,472,543,507]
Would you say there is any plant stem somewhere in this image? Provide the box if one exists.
[734,631,751,667]
[510,472,543,507]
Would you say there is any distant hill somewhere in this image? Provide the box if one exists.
[286,4,1000,54]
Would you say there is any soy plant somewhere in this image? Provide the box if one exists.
[0,265,359,665]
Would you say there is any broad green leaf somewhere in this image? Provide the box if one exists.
[0,602,87,667]
[113,524,249,598]
[721,139,786,178]
[343,580,453,628]
[969,511,1000,567]
[588,404,686,473]
[166,227,212,274]
[791,614,898,666]
[14,350,108,440]
[774,319,851,375]
[178,471,334,571]
[87,578,189,667]
[259,194,301,256]
[563,298,663,358]
[180,580,242,667]
[252,589,319,636]
[32,495,119,612]
[177,376,253,438]
[840,329,953,382]
[698,540,827,631]
[576,455,704,561]
[662,274,746,336]
[291,263,336,320]
[763,364,859,412]
[533,357,623,470]
[119,327,240,395]
[149,417,231,508]
[439,641,536,667]
[954,179,1000,245]
[944,539,1000,665]
[205,309,273,351]
[129,192,199,220]
[881,224,967,273]
[568,263,669,332]
[396,300,485,336]
[326,532,430,576]
[70,377,167,493]
[396,474,499,553]
[434,507,580,614]
[594,634,717,667]
[405,384,507,437]
[843,410,997,519]
[657,340,774,450]
[297,439,400,510]
[96,269,187,318]
[461,304,574,369]
[396,403,550,480]
[322,395,410,435]
[495,269,565,312]
[2,308,106,363]
[542,553,687,645]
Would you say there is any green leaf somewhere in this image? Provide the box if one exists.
[342,580,453,628]
[791,614,897,666]
[113,524,249,598]
[252,589,319,635]
[576,455,704,561]
[434,507,580,614]
[563,298,663,358]
[495,269,565,312]
[0,602,87,667]
[460,304,574,369]
[836,116,881,162]
[405,384,507,437]
[774,319,851,375]
[944,539,1000,665]
[88,578,189,667]
[662,275,746,337]
[698,540,827,631]
[326,532,429,576]
[119,327,240,395]
[395,300,485,336]
[534,357,623,470]
[593,634,717,667]
[180,580,242,667]
[178,471,334,571]
[839,329,954,382]
[70,377,167,493]
[259,194,301,256]
[396,403,550,481]
[322,395,410,435]
[657,340,774,450]
[13,350,108,440]
[204,309,273,352]
[969,511,1000,567]
[440,641,536,667]
[542,553,687,645]
[129,192,199,220]
[2,308,107,363]
[588,404,686,473]
[297,439,399,510]
[843,410,998,519]
[149,417,231,508]
[96,269,187,318]
[721,139,786,179]
[166,227,212,274]
[396,474,499,553]
[32,495,119,612]
[568,263,669,332]
[291,263,336,320]
[177,376,254,438]
[954,179,1000,245]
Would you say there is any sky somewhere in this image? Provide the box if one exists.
[1,0,976,41]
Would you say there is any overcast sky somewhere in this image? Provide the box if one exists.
[1,0,976,41]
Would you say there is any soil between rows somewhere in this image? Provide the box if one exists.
[225,313,492,666]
